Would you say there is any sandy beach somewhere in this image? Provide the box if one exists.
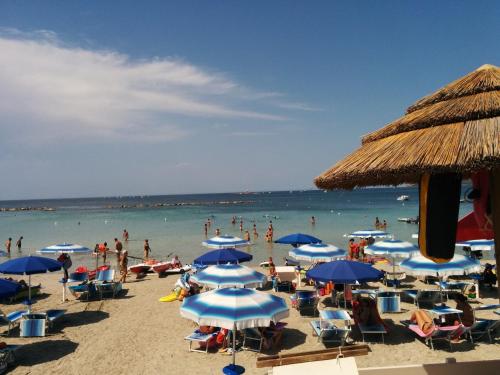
[2,265,499,375]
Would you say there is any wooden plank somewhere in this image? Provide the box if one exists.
[256,345,370,368]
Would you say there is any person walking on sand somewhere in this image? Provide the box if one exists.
[239,220,244,232]
[374,217,380,229]
[114,238,123,266]
[244,230,250,242]
[16,236,23,252]
[204,223,208,236]
[144,239,151,260]
[123,229,129,242]
[5,238,11,255]
[119,250,128,283]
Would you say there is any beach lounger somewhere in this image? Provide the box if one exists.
[43,309,66,330]
[407,323,463,350]
[466,319,500,343]
[384,272,406,287]
[403,289,440,308]
[68,272,88,283]
[20,314,46,337]
[95,270,122,299]
[376,291,401,313]
[357,322,387,343]
[0,310,26,335]
[242,328,264,352]
[291,290,318,316]
[184,329,219,354]
[310,310,352,346]
[8,284,41,303]
[274,266,297,292]
[465,304,500,343]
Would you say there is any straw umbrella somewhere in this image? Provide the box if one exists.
[314,64,500,299]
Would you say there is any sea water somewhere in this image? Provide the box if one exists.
[0,186,484,267]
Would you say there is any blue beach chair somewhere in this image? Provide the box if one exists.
[44,309,66,330]
[310,310,352,346]
[95,270,122,299]
[0,310,26,335]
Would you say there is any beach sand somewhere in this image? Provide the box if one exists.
[2,267,500,375]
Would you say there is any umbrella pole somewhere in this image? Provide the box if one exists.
[232,322,236,366]
[393,257,397,290]
[344,283,347,309]
[28,274,32,313]
[439,274,443,304]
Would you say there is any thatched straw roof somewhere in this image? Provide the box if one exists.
[315,64,500,190]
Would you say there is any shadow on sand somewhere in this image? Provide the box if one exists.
[15,339,78,366]
[56,310,110,330]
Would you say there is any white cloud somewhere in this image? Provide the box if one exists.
[0,30,300,144]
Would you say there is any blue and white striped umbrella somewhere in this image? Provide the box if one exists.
[289,243,346,262]
[38,243,92,254]
[456,239,494,251]
[348,230,390,238]
[399,254,481,277]
[191,264,266,289]
[180,287,289,373]
[180,287,289,330]
[202,235,250,249]
[365,240,419,258]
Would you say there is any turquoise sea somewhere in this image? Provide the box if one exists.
[0,186,481,267]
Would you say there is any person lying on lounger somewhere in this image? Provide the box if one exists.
[410,309,435,335]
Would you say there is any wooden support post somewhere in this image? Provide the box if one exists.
[490,168,500,302]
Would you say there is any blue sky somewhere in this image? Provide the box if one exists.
[0,1,498,199]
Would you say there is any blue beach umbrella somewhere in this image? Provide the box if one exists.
[38,243,92,254]
[202,235,250,249]
[0,278,22,299]
[289,243,347,263]
[193,248,252,266]
[456,239,494,251]
[275,233,322,247]
[306,260,383,308]
[180,287,289,374]
[348,230,390,238]
[191,264,266,289]
[399,254,481,277]
[306,260,384,284]
[0,256,62,311]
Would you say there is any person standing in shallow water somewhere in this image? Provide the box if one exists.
[114,238,123,267]
[16,236,23,252]
[123,229,129,242]
[311,216,316,225]
[144,239,151,260]
[5,238,11,255]
[119,250,128,283]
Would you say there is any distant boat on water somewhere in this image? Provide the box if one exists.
[397,195,410,201]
